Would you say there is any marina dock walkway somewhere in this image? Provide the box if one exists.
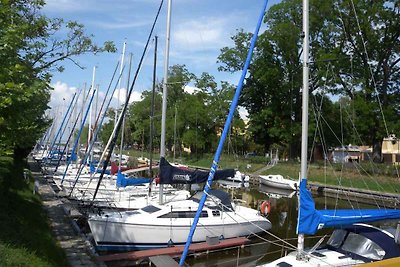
[28,159,104,267]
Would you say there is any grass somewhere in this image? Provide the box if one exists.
[264,161,400,194]
[124,149,399,194]
[0,155,68,267]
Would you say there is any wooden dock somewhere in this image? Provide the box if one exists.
[98,237,250,263]
[309,182,400,208]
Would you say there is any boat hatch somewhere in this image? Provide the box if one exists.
[141,205,161,213]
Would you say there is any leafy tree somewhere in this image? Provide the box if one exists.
[124,64,245,158]
[218,0,399,159]
[0,0,115,159]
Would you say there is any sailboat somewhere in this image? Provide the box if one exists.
[259,0,400,266]
[87,0,271,251]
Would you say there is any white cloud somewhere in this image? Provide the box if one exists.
[173,17,228,52]
[49,81,77,110]
[238,106,249,120]
[90,19,151,30]
[112,88,142,108]
[44,0,94,12]
[184,85,200,94]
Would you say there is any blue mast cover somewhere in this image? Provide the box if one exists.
[298,179,400,235]
[116,170,151,188]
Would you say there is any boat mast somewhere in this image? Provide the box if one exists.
[179,0,268,265]
[149,36,158,178]
[89,66,96,164]
[115,42,126,122]
[298,0,309,257]
[159,0,172,204]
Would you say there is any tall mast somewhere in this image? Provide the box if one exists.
[159,0,172,204]
[89,66,96,163]
[298,0,309,256]
[116,41,127,124]
[119,52,133,169]
[149,36,158,178]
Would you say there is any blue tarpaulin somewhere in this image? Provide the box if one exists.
[116,170,151,188]
[297,179,400,235]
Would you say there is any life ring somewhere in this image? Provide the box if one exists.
[260,201,271,216]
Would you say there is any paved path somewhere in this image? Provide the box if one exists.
[28,159,105,267]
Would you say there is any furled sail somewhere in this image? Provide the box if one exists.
[298,179,400,235]
[159,157,235,184]
[116,170,151,188]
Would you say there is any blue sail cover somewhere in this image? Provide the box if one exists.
[298,179,400,235]
[90,163,110,175]
[69,152,77,161]
[116,170,151,188]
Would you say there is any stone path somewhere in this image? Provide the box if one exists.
[28,159,105,267]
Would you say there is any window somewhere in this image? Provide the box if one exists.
[327,229,347,248]
[141,205,161,213]
[212,210,220,217]
[341,232,385,260]
[158,211,208,218]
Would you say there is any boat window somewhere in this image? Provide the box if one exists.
[141,205,161,213]
[212,210,220,217]
[341,232,385,260]
[276,262,292,267]
[158,211,208,218]
[327,229,347,248]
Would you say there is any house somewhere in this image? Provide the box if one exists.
[381,134,400,165]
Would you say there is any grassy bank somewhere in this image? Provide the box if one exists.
[0,155,67,267]
[125,150,399,194]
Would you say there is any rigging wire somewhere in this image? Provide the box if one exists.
[91,0,165,203]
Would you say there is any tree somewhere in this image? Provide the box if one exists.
[217,0,400,159]
[0,0,115,159]
[124,64,245,158]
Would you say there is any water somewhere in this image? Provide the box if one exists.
[183,181,393,267]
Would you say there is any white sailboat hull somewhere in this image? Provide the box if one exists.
[88,200,271,250]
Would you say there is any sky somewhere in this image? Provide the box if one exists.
[42,0,281,115]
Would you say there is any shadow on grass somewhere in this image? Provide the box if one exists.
[0,157,68,267]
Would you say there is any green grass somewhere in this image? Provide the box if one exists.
[0,156,68,267]
[124,149,400,194]
[265,161,400,194]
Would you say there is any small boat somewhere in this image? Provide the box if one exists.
[259,184,296,199]
[259,174,297,190]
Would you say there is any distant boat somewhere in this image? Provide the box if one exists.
[259,184,296,199]
[259,174,297,190]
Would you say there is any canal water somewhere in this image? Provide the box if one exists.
[181,181,397,267]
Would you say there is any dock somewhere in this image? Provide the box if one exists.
[98,236,250,263]
[309,182,400,208]
[28,158,104,267]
